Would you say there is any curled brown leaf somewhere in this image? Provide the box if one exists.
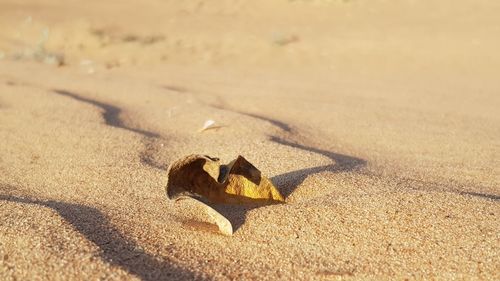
[166,155,284,235]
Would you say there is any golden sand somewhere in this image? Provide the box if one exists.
[0,0,499,280]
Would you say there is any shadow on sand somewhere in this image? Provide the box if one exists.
[53,89,160,138]
[459,191,500,201]
[204,137,366,233]
[0,193,202,281]
[53,89,168,171]
[269,136,366,198]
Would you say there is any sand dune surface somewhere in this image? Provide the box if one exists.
[0,0,499,280]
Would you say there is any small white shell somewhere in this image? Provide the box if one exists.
[199,119,216,132]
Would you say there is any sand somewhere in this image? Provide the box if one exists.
[0,0,499,280]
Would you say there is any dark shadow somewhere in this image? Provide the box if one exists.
[212,204,257,233]
[0,194,204,281]
[270,136,366,198]
[139,139,167,171]
[53,89,166,171]
[139,153,166,170]
[53,89,160,138]
[236,111,292,132]
[177,199,277,233]
[173,197,260,234]
[383,174,500,202]
[162,85,189,93]
[170,89,292,133]
[270,137,366,171]
[459,191,500,201]
[209,104,292,132]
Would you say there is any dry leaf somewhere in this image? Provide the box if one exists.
[166,155,285,235]
[166,154,284,204]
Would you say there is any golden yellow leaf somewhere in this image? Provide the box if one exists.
[166,155,285,235]
[166,155,284,204]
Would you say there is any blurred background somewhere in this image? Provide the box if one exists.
[1,0,498,73]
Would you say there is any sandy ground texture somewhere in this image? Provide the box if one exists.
[1,0,499,280]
